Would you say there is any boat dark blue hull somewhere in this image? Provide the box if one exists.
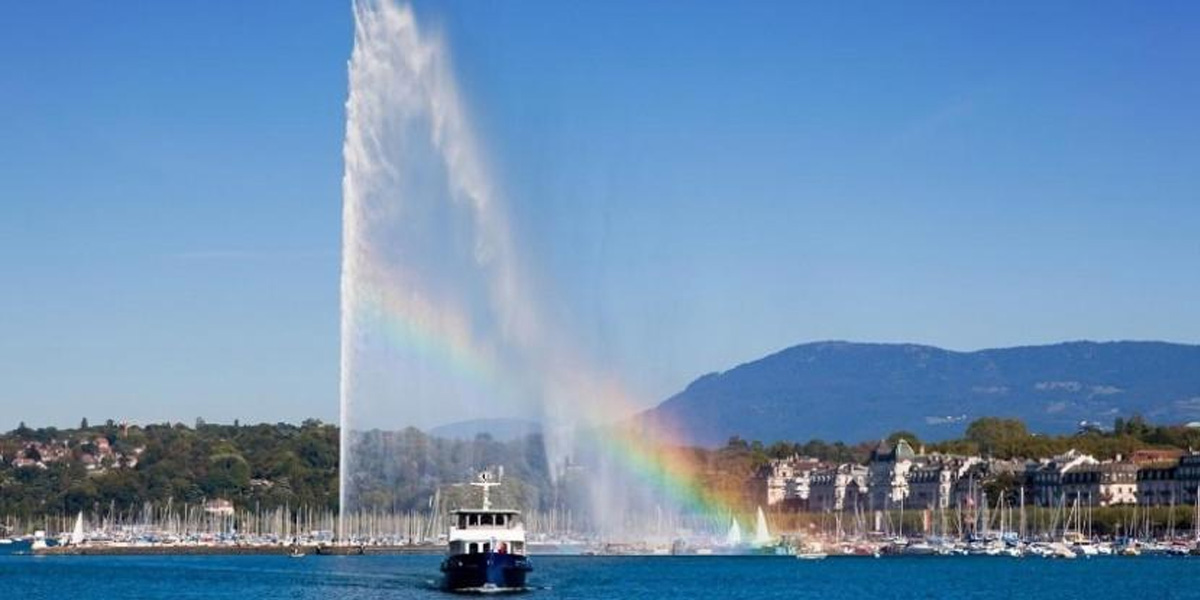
[440,551,532,592]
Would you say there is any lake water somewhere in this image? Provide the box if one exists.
[3,554,1199,599]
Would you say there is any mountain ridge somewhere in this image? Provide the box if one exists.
[640,340,1200,446]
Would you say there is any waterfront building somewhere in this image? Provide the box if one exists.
[760,456,822,508]
[907,456,979,510]
[1175,452,1200,504]
[866,439,917,510]
[1061,461,1138,506]
[759,445,1200,514]
[1131,448,1184,464]
[948,458,1024,508]
[1026,449,1098,507]
[1136,464,1178,506]
[1135,452,1200,506]
[808,464,868,512]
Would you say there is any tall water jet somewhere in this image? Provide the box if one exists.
[339,0,558,535]
[339,0,738,542]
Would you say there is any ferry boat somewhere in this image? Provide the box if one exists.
[440,472,532,593]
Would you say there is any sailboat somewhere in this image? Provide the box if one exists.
[725,518,743,546]
[753,507,772,547]
[1190,485,1200,556]
[68,512,85,547]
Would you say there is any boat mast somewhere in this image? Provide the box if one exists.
[1194,484,1199,542]
[471,472,500,510]
[1019,487,1026,540]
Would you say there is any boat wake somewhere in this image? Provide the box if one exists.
[426,580,536,595]
[451,585,531,595]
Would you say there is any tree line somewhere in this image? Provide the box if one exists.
[0,419,339,522]
[751,415,1200,466]
[4,415,1199,524]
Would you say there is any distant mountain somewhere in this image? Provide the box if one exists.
[639,341,1200,446]
[428,418,541,441]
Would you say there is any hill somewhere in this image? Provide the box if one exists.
[640,341,1200,446]
[427,418,542,441]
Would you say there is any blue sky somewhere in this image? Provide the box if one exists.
[2,1,1197,428]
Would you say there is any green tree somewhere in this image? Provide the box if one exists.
[964,417,1029,458]
[203,453,251,497]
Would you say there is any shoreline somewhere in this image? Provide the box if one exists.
[31,544,443,557]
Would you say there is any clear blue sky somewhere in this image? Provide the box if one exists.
[2,1,1197,429]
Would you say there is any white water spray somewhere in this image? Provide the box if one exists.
[340,0,573,533]
[338,0,718,541]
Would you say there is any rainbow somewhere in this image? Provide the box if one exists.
[602,422,740,521]
[354,280,747,528]
[353,284,500,394]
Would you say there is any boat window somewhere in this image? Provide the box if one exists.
[496,514,506,527]
[468,514,478,527]
[481,513,494,526]
[468,542,478,554]
[458,514,467,529]
[483,542,491,553]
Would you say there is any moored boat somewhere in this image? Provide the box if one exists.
[795,552,828,560]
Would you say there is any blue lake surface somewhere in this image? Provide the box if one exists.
[3,554,1200,599]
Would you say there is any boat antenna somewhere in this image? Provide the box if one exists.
[471,471,500,510]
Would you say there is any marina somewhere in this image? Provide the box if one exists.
[12,503,1200,560]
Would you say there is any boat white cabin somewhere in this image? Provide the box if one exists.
[446,475,527,557]
[447,508,527,556]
